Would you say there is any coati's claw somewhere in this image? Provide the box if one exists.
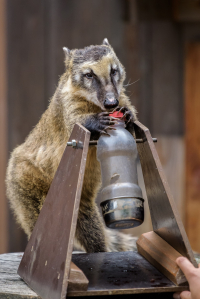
[126,117,133,125]
[111,106,120,113]
[100,125,116,137]
[100,130,110,136]
[111,106,135,124]
[104,126,116,131]
[117,106,126,115]
[111,106,130,116]
[110,106,135,135]
[123,111,133,122]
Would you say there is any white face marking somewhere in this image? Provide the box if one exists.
[108,64,111,74]
[84,78,92,89]
[74,73,81,82]
[61,77,72,94]
[118,64,123,75]
[82,69,92,75]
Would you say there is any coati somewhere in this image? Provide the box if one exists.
[6,38,138,253]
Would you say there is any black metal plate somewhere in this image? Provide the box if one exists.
[69,251,188,296]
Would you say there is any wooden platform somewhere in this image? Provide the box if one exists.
[1,252,199,299]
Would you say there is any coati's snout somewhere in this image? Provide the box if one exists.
[104,93,119,109]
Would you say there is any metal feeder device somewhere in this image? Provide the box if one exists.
[17,118,197,299]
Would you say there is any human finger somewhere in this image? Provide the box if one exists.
[180,291,192,299]
[176,257,196,281]
[173,291,192,299]
[173,292,181,299]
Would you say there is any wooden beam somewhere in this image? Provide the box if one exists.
[0,0,8,253]
[137,231,187,286]
[185,43,200,252]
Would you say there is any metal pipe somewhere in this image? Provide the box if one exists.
[67,138,157,147]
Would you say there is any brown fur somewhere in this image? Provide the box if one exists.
[6,40,137,252]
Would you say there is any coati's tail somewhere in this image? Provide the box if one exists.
[105,228,137,252]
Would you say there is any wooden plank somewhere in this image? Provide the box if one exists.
[137,231,187,286]
[129,136,185,237]
[68,262,89,292]
[134,121,197,266]
[6,0,46,252]
[18,124,90,299]
[155,136,185,223]
[185,43,200,252]
[0,253,88,299]
[0,0,8,254]
[127,161,153,237]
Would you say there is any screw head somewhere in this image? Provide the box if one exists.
[72,140,77,147]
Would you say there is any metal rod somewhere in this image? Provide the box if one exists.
[67,138,157,147]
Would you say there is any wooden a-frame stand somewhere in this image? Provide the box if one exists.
[18,122,197,299]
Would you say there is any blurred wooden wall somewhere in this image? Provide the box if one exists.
[1,0,200,252]
[0,0,8,254]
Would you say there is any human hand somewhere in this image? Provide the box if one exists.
[173,257,200,299]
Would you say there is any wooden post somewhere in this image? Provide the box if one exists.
[0,0,8,254]
[134,121,197,267]
[18,124,90,299]
[185,43,200,252]
[137,231,187,286]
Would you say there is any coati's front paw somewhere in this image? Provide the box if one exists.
[112,106,135,134]
[84,112,117,140]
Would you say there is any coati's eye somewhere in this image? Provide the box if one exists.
[111,69,118,76]
[85,73,93,79]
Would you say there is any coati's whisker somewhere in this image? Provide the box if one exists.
[123,78,140,87]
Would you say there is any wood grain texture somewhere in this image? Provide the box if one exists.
[69,262,89,292]
[0,253,88,299]
[134,121,196,267]
[131,136,185,238]
[0,0,8,254]
[185,43,200,252]
[18,124,90,299]
[155,136,185,223]
[137,231,187,286]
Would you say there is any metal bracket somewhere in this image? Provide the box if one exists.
[67,138,157,147]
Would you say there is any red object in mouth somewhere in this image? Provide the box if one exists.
[109,111,124,118]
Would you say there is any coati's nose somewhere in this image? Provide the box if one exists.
[104,94,119,109]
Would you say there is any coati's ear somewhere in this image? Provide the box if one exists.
[63,47,70,59]
[102,38,110,46]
